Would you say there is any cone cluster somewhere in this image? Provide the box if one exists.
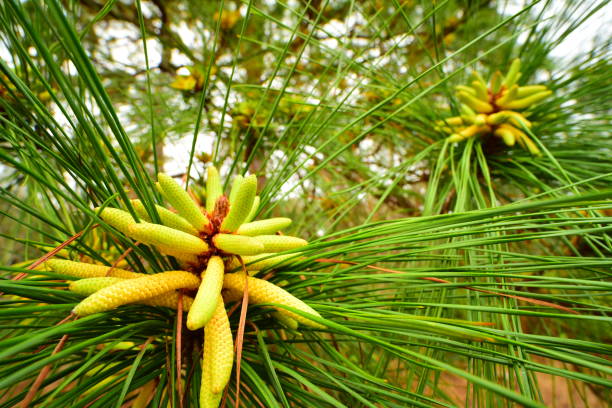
[46,165,322,408]
[438,58,552,155]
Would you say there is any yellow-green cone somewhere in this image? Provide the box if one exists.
[69,277,123,295]
[45,259,144,279]
[243,195,260,224]
[223,273,324,329]
[205,298,234,394]
[69,277,195,310]
[200,329,223,408]
[205,166,223,213]
[142,290,195,311]
[470,80,488,101]
[516,85,547,98]
[73,271,201,316]
[497,90,552,110]
[252,235,307,252]
[455,84,476,96]
[220,174,257,232]
[456,91,493,113]
[213,233,264,256]
[131,199,199,235]
[459,103,476,119]
[130,200,152,222]
[489,71,503,93]
[96,207,137,235]
[487,111,531,128]
[187,256,224,330]
[447,133,465,143]
[517,133,541,156]
[496,84,518,106]
[157,173,210,232]
[494,127,516,146]
[500,124,541,156]
[128,222,209,255]
[228,175,243,204]
[236,217,292,236]
[470,70,487,88]
[436,116,463,127]
[502,58,521,88]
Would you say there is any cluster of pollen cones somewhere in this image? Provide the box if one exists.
[437,58,552,155]
[44,166,324,407]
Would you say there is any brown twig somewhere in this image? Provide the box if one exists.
[106,246,134,276]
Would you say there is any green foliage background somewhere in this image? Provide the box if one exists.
[0,0,610,407]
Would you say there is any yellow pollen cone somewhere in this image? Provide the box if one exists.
[518,134,542,156]
[473,114,487,126]
[143,290,195,311]
[437,116,463,127]
[494,127,516,146]
[213,233,264,256]
[157,173,210,232]
[206,166,223,213]
[252,235,308,252]
[447,133,465,143]
[497,90,552,110]
[187,256,225,330]
[200,328,223,408]
[205,298,234,394]
[69,277,194,310]
[456,91,493,113]
[470,80,488,101]
[243,196,260,224]
[455,85,476,96]
[131,199,199,235]
[96,207,137,235]
[128,222,209,255]
[223,273,324,329]
[228,175,244,204]
[496,84,518,106]
[456,124,490,140]
[500,124,541,156]
[516,85,548,98]
[470,70,487,88]
[73,271,200,316]
[489,71,503,94]
[69,277,123,294]
[487,111,532,128]
[45,259,144,279]
[236,217,292,236]
[459,103,476,119]
[502,58,521,88]
[220,174,257,232]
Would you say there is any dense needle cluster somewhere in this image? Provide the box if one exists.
[438,58,552,155]
[45,166,323,408]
